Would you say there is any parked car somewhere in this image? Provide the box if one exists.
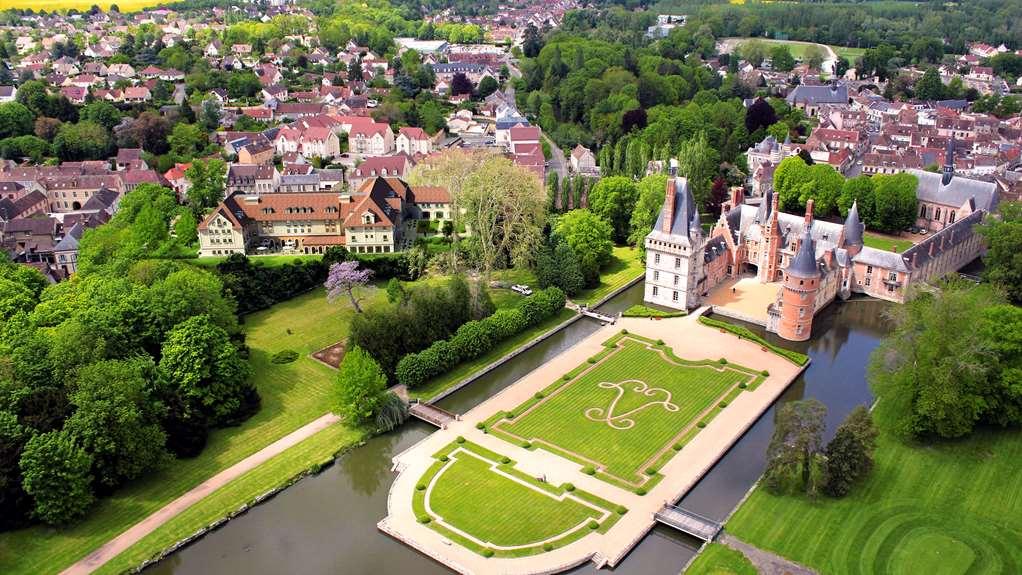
[511,284,533,296]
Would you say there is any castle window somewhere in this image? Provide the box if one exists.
[654,253,661,264]
[799,308,805,318]
[796,325,803,336]
[674,257,680,269]
[935,207,941,221]
[920,204,927,218]
[653,286,659,296]
[673,275,679,286]
[654,271,659,281]
[672,291,678,302]
[866,265,873,274]
[865,277,871,287]
[949,211,956,223]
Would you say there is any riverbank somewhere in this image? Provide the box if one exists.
[0,289,369,575]
[689,404,1022,574]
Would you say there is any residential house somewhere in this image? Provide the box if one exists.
[349,122,394,156]
[570,144,597,174]
[396,127,433,156]
[226,164,280,195]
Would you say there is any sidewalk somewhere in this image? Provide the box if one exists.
[61,413,342,575]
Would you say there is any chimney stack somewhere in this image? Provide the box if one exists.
[662,178,676,233]
[804,199,815,228]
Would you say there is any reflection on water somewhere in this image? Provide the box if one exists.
[147,287,892,575]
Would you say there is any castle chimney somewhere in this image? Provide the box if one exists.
[804,199,815,228]
[730,186,744,207]
[929,241,935,256]
[912,252,918,268]
[661,178,676,233]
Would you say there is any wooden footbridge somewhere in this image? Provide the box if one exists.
[569,303,617,324]
[654,504,723,541]
[408,400,459,429]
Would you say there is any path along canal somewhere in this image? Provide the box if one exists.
[146,283,892,575]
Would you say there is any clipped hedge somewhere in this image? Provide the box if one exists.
[698,316,809,366]
[396,287,567,388]
[621,304,686,318]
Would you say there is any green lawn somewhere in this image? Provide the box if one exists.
[412,441,621,557]
[724,406,1022,574]
[0,288,375,575]
[685,543,757,575]
[863,232,914,253]
[493,336,757,486]
[735,37,866,64]
[575,245,645,305]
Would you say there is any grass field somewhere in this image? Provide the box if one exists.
[493,336,759,486]
[721,403,1022,574]
[863,232,914,253]
[191,253,325,268]
[0,288,375,575]
[734,37,866,63]
[685,543,757,575]
[412,440,622,557]
[2,0,162,11]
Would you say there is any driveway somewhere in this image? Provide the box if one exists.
[543,132,567,181]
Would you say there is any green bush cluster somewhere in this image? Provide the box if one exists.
[270,349,299,364]
[698,316,809,365]
[396,288,566,387]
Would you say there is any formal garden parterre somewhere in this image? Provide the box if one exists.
[411,439,624,558]
[484,332,766,491]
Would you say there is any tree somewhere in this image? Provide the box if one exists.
[677,132,718,210]
[167,122,206,158]
[52,121,111,161]
[838,175,876,224]
[124,112,170,154]
[459,155,546,275]
[0,135,50,163]
[19,431,94,525]
[0,411,32,530]
[450,72,473,96]
[555,209,613,286]
[159,314,255,426]
[348,57,364,82]
[522,24,542,58]
[0,102,34,139]
[914,67,945,101]
[588,176,638,243]
[325,261,374,313]
[744,97,778,134]
[764,398,826,495]
[335,346,387,425]
[804,45,826,71]
[978,201,1022,304]
[477,75,499,98]
[869,281,1004,439]
[770,45,795,72]
[227,72,261,99]
[628,173,668,248]
[33,116,61,141]
[871,172,918,233]
[821,406,877,497]
[184,159,226,214]
[200,98,221,130]
[65,358,168,489]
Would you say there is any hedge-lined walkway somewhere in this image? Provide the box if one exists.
[380,311,806,575]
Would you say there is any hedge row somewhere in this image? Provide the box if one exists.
[621,304,686,318]
[396,287,567,388]
[697,316,809,366]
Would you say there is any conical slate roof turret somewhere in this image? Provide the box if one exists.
[787,227,820,278]
[843,200,864,248]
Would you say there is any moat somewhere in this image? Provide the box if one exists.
[146,282,892,575]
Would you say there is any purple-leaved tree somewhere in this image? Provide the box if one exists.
[325,261,374,313]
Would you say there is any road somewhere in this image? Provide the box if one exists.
[543,132,568,182]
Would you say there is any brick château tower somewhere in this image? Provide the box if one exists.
[777,204,821,341]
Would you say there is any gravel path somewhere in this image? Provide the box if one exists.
[720,532,818,575]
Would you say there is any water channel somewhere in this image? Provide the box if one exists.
[148,282,893,575]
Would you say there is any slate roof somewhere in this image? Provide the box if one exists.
[907,169,998,211]
[786,83,849,106]
[649,177,700,245]
[787,227,820,278]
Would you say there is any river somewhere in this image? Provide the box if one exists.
[147,284,892,575]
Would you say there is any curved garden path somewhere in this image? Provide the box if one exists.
[61,413,342,575]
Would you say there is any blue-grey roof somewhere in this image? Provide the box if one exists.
[907,169,998,212]
[787,227,820,278]
[843,200,864,248]
[786,83,848,106]
[650,177,699,244]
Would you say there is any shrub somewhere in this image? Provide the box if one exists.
[501,456,511,464]
[616,505,628,515]
[673,443,683,451]
[656,339,664,345]
[583,466,596,475]
[543,543,553,552]
[645,467,658,476]
[534,392,545,399]
[456,436,465,443]
[588,520,599,530]
[521,440,531,448]
[739,382,748,389]
[621,329,629,334]
[761,369,770,376]
[636,487,647,495]
[271,349,299,364]
[719,358,728,365]
[418,515,431,524]
[482,548,494,558]
[505,411,515,419]
[564,483,575,491]
[416,483,426,491]
[587,357,597,364]
[697,421,706,428]
[476,422,485,429]
[449,320,493,360]
[698,316,809,365]
[719,401,728,408]
[563,374,572,380]
[439,455,449,462]
[621,304,685,318]
[484,308,527,340]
